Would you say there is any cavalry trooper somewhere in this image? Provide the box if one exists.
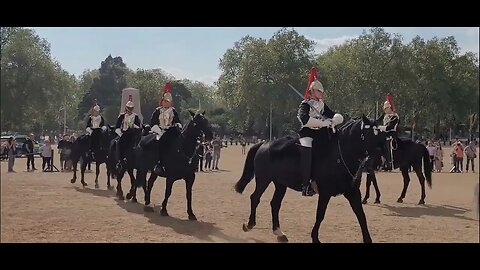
[378,94,399,170]
[86,99,106,160]
[150,82,182,175]
[115,95,142,171]
[297,67,344,196]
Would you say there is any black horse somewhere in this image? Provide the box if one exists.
[70,126,117,189]
[234,115,386,243]
[132,110,213,220]
[108,126,146,200]
[362,138,432,205]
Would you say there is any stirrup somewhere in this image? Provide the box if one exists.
[302,184,315,196]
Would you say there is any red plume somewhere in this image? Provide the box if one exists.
[159,82,172,106]
[386,93,395,112]
[304,67,318,100]
[164,82,171,93]
[128,95,133,102]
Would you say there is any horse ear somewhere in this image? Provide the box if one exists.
[362,114,369,123]
[202,110,206,116]
[188,110,195,118]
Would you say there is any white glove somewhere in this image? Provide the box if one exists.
[133,124,140,129]
[332,113,344,126]
[86,127,92,135]
[378,126,387,132]
[115,128,123,137]
[175,123,182,129]
[101,126,107,131]
[151,125,162,135]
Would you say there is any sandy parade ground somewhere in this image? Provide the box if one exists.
[1,144,478,243]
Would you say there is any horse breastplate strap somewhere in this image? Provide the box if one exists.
[91,115,102,128]
[308,100,325,119]
[159,108,174,129]
[122,113,136,131]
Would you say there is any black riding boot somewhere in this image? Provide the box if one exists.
[384,139,393,171]
[115,139,124,171]
[300,146,314,196]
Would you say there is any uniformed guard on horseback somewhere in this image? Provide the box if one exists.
[297,67,344,196]
[86,99,106,160]
[150,82,182,175]
[378,94,399,170]
[115,95,142,171]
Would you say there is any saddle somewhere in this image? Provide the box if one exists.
[269,136,300,161]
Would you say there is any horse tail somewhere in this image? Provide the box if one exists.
[234,142,263,194]
[422,145,432,188]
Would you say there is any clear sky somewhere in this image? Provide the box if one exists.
[31,27,479,85]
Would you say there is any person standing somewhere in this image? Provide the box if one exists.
[212,135,223,170]
[7,137,16,172]
[24,133,36,171]
[465,141,477,173]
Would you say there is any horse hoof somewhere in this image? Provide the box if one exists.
[95,184,99,189]
[160,209,169,216]
[188,214,197,221]
[131,197,138,203]
[397,198,403,203]
[418,200,425,205]
[126,193,133,200]
[374,200,381,204]
[362,199,368,204]
[312,238,321,243]
[81,182,88,187]
[277,235,289,243]
[118,195,125,200]
[144,206,154,212]
[70,179,76,183]
[145,200,151,205]
[242,224,250,232]
[107,186,114,190]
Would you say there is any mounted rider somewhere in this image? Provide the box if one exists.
[378,94,399,170]
[86,99,107,160]
[115,95,142,171]
[150,82,183,175]
[297,67,344,196]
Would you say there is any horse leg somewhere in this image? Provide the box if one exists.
[70,160,77,183]
[160,178,174,217]
[270,182,288,242]
[94,162,100,189]
[414,165,427,205]
[143,172,157,212]
[397,167,411,203]
[106,164,113,190]
[243,178,271,232]
[185,174,197,221]
[362,174,371,204]
[344,188,372,243]
[126,169,137,203]
[311,193,331,243]
[371,173,381,204]
[80,157,88,187]
[116,168,126,200]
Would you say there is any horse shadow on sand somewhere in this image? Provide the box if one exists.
[114,199,265,243]
[377,203,477,222]
[71,186,116,198]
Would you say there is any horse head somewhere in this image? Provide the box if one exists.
[358,114,386,156]
[187,109,213,141]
